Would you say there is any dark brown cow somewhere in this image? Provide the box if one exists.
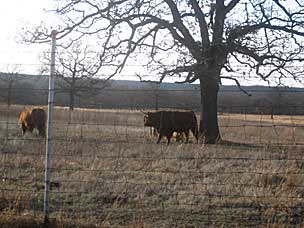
[143,110,198,144]
[19,107,47,137]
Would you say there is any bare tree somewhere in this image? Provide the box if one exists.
[0,65,25,138]
[0,65,24,107]
[40,41,110,112]
[25,0,304,143]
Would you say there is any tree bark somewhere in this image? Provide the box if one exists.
[199,76,221,144]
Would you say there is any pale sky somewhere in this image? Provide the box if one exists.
[0,1,303,88]
[0,0,55,74]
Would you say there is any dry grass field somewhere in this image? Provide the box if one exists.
[0,104,304,227]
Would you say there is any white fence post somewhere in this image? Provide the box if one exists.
[44,30,57,223]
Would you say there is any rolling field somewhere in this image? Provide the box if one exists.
[0,105,304,227]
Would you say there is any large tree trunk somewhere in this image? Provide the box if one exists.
[199,76,221,144]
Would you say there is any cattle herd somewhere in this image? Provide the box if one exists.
[18,107,199,144]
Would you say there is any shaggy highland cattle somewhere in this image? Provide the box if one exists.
[143,110,198,144]
[18,107,47,137]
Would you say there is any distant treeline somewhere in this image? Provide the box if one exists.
[0,73,303,115]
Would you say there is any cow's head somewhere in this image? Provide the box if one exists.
[143,112,156,127]
[143,114,149,126]
[141,110,151,126]
[143,112,160,128]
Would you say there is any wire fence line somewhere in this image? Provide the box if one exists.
[1,102,303,144]
[1,37,304,225]
[0,44,304,225]
[0,99,304,227]
[1,115,304,144]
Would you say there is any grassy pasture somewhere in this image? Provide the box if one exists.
[0,104,304,227]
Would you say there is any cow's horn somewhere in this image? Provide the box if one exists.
[140,110,148,115]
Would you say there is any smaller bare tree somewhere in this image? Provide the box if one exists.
[0,65,25,107]
[40,41,110,113]
[0,65,25,138]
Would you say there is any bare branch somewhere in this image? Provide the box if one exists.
[225,0,240,14]
[188,0,210,46]
[24,0,304,88]
[164,0,201,57]
[221,76,252,96]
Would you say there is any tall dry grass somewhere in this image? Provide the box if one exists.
[1,105,304,227]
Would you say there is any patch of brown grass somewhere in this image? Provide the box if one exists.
[0,213,132,228]
[1,105,304,227]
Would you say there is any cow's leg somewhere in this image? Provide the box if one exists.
[191,127,198,142]
[153,128,158,136]
[156,133,163,144]
[28,126,34,133]
[166,134,172,145]
[181,132,186,143]
[184,131,189,143]
[21,123,27,135]
[166,136,171,145]
[25,125,34,136]
[38,125,46,138]
[166,131,174,145]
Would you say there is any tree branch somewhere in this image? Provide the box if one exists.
[188,0,210,47]
[164,0,201,58]
[225,0,240,14]
[221,76,252,96]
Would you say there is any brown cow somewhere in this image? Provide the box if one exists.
[19,107,47,137]
[143,110,198,144]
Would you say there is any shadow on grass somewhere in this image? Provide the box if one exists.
[0,215,97,228]
[218,139,300,153]
[219,139,263,149]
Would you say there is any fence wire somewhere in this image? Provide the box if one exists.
[0,90,304,227]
